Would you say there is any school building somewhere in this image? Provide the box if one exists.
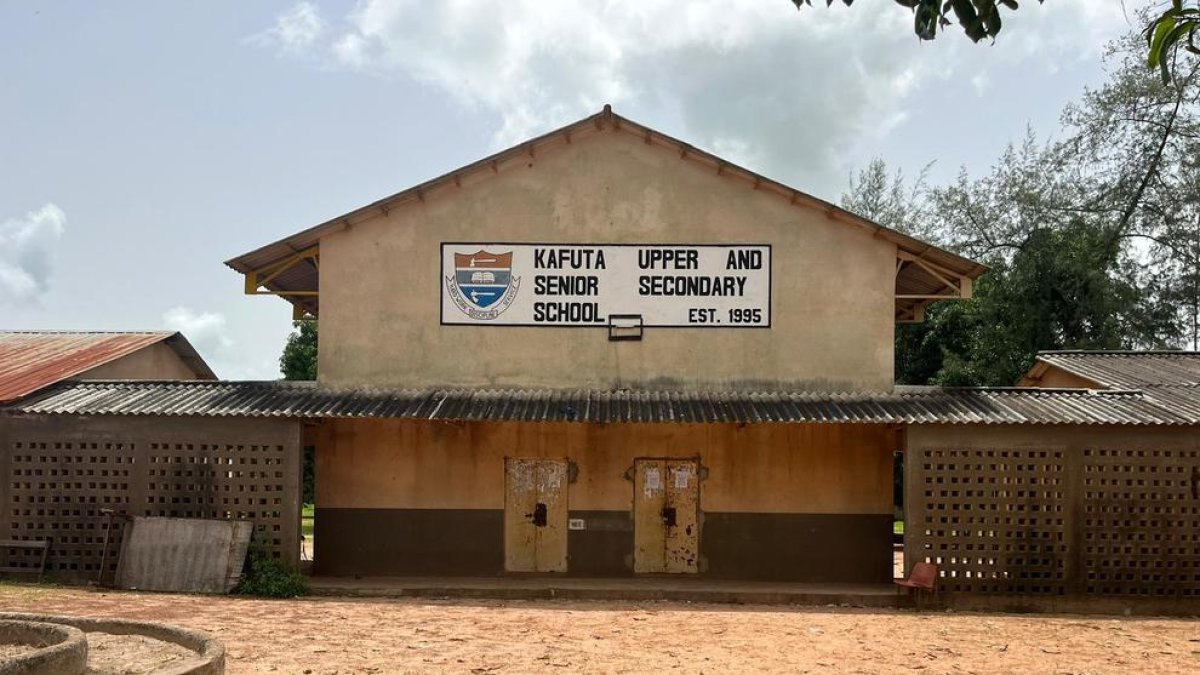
[3,107,1199,604]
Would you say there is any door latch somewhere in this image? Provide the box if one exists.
[661,506,677,527]
[531,502,548,527]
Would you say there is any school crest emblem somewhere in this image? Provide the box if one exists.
[445,250,521,320]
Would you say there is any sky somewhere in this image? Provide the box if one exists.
[0,1,1153,379]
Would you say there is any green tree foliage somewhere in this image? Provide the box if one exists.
[842,158,936,242]
[1148,1,1200,83]
[279,320,318,381]
[915,222,1170,386]
[793,0,1038,43]
[279,320,318,504]
[795,1,1198,86]
[845,31,1194,385]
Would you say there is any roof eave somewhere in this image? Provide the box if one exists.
[225,105,985,280]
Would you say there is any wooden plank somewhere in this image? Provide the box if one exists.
[633,459,667,573]
[535,459,569,573]
[665,459,700,574]
[0,536,53,581]
[503,458,538,572]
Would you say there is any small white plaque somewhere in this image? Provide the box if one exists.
[568,518,586,530]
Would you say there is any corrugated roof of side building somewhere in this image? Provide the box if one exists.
[1034,351,1200,389]
[5,380,1196,426]
[0,331,215,404]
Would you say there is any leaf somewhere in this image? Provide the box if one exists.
[983,1,1002,37]
[914,0,940,40]
[1148,15,1178,68]
[950,0,985,42]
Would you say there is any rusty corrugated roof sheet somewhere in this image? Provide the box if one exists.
[4,380,1196,425]
[0,331,215,404]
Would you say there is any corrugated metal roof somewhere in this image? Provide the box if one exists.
[0,332,181,404]
[1035,351,1200,389]
[1025,351,1200,419]
[5,380,1197,426]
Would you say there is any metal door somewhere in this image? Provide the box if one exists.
[504,458,568,572]
[633,458,699,573]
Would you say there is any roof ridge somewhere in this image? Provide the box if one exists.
[226,105,986,280]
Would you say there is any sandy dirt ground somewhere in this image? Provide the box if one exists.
[1,584,1198,674]
[86,632,195,675]
[0,644,32,660]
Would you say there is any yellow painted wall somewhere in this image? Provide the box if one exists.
[318,127,897,392]
[77,342,202,380]
[315,419,897,515]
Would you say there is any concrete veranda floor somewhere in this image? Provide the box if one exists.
[307,575,905,607]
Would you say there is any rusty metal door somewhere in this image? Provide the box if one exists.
[633,458,699,573]
[504,458,568,573]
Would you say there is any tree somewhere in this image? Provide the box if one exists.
[279,320,318,381]
[1148,1,1200,83]
[925,220,1172,386]
[849,27,1200,384]
[1059,32,1200,346]
[842,158,937,242]
[794,1,1200,85]
[279,320,318,505]
[842,66,1183,386]
[792,0,1038,43]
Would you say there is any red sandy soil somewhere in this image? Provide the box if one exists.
[1,583,1198,674]
[85,632,195,675]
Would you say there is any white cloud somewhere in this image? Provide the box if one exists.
[971,72,991,96]
[247,1,326,56]
[163,306,235,376]
[256,0,1137,197]
[0,203,66,305]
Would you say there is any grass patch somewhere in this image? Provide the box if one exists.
[0,581,58,598]
[302,503,314,540]
[236,542,308,598]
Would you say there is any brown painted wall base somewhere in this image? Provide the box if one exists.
[315,508,889,582]
[315,508,503,576]
[567,510,634,577]
[702,513,893,583]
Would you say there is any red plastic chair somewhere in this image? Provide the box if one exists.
[894,561,938,609]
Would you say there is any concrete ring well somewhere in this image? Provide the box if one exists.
[0,613,224,675]
[0,619,88,675]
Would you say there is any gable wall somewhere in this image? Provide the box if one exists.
[319,127,896,391]
[78,342,204,380]
[1022,365,1102,389]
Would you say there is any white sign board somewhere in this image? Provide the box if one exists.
[441,243,771,327]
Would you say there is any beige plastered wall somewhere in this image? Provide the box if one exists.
[318,127,897,392]
[315,419,897,515]
[78,342,201,380]
[1022,366,1103,389]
